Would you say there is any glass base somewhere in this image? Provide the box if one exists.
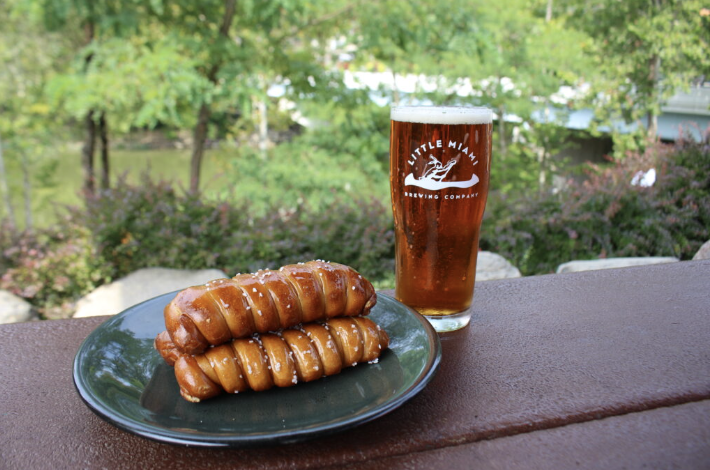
[423,310,471,333]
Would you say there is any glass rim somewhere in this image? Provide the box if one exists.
[390,105,493,125]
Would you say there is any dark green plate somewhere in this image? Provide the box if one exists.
[73,293,441,447]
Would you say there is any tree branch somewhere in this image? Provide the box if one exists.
[190,0,237,193]
[206,0,237,83]
[219,0,237,37]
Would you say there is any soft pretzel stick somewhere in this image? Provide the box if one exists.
[154,330,181,366]
[163,260,377,355]
[163,317,389,403]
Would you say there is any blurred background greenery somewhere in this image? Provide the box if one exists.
[1,0,709,318]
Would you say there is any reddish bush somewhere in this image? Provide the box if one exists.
[481,134,710,274]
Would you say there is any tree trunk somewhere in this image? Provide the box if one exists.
[646,54,660,141]
[82,110,96,197]
[646,112,658,142]
[190,103,211,193]
[537,147,547,192]
[20,151,32,231]
[538,108,551,192]
[189,0,237,193]
[546,0,553,22]
[99,112,110,190]
[81,21,96,198]
[0,136,17,230]
[257,96,269,159]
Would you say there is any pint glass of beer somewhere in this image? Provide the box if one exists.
[389,106,492,332]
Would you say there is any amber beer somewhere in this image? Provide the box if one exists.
[389,106,492,331]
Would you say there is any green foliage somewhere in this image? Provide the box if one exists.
[46,37,212,132]
[482,136,710,274]
[3,0,709,320]
[490,118,577,195]
[567,0,710,154]
[0,0,70,230]
[292,97,391,175]
[220,97,391,214]
[223,142,389,216]
[353,0,477,74]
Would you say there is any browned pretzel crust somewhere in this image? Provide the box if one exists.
[163,261,377,355]
[162,317,389,402]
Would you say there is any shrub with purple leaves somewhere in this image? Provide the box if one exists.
[67,176,245,280]
[69,176,395,280]
[0,226,110,318]
[1,176,394,318]
[225,194,395,278]
[481,135,710,275]
[4,134,706,318]
[81,175,394,275]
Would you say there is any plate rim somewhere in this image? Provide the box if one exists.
[73,292,442,447]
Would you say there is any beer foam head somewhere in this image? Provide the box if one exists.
[391,106,492,125]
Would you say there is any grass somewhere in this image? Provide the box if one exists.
[3,147,243,229]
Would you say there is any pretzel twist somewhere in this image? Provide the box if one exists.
[163,260,377,355]
[162,317,389,402]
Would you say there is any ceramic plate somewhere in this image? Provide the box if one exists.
[73,292,441,447]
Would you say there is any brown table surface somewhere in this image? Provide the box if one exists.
[2,260,709,469]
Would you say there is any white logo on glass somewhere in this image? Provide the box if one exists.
[404,155,479,190]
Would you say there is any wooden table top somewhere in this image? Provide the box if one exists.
[2,260,709,469]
